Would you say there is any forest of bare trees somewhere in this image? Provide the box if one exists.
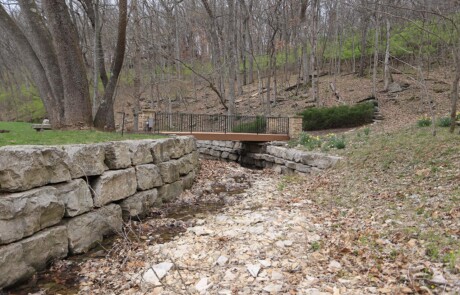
[0,0,459,131]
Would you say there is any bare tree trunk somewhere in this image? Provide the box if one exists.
[358,2,369,77]
[42,0,92,127]
[226,0,236,115]
[418,66,436,136]
[372,4,379,98]
[450,46,460,133]
[94,0,128,130]
[133,0,141,132]
[352,28,356,73]
[239,0,254,85]
[383,17,392,91]
[0,4,63,127]
[92,0,99,118]
[310,0,319,104]
[17,0,65,121]
[78,0,109,88]
[174,7,181,80]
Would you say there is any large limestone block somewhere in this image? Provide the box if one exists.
[181,136,196,154]
[128,140,155,165]
[158,181,183,203]
[91,168,137,207]
[168,137,186,159]
[266,146,287,159]
[64,144,107,178]
[52,179,93,217]
[136,164,163,190]
[21,225,68,270]
[0,146,71,192]
[299,152,341,169]
[285,149,304,162]
[66,204,122,254]
[119,189,158,220]
[0,243,34,289]
[102,141,132,169]
[0,186,65,245]
[150,138,172,164]
[295,163,313,173]
[209,149,221,158]
[182,170,196,190]
[262,154,275,163]
[158,160,180,184]
[177,152,199,176]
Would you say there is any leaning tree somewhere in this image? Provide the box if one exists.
[0,0,127,130]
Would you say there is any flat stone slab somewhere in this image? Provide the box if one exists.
[0,186,65,245]
[91,168,137,207]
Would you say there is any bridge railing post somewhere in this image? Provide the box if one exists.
[288,116,303,139]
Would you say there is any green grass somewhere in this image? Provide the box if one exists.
[0,122,163,147]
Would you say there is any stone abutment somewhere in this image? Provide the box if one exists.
[0,137,198,289]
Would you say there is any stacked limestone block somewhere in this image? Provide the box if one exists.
[196,140,340,174]
[0,136,198,289]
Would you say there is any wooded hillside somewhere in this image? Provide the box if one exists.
[0,0,458,132]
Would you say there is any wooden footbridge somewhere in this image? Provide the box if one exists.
[141,112,302,142]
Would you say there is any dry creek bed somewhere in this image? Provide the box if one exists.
[8,159,460,295]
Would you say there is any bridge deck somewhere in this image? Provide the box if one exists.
[159,132,290,142]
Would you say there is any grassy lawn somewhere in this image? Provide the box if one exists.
[0,121,163,147]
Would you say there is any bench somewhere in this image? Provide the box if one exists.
[32,124,52,132]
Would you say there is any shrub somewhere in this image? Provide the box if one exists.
[417,116,432,127]
[232,116,266,133]
[298,102,374,131]
[437,117,451,127]
[297,133,322,150]
[296,132,346,150]
[363,127,371,136]
[330,136,346,149]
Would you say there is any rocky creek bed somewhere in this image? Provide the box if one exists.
[6,159,459,295]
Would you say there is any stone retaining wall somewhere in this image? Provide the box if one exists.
[0,136,199,289]
[197,140,340,174]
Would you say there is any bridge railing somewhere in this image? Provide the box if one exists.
[152,112,289,135]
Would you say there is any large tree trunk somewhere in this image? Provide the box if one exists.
[78,0,109,88]
[239,0,254,85]
[132,0,142,132]
[226,0,236,115]
[93,0,127,130]
[42,0,92,127]
[18,0,65,122]
[0,5,63,127]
